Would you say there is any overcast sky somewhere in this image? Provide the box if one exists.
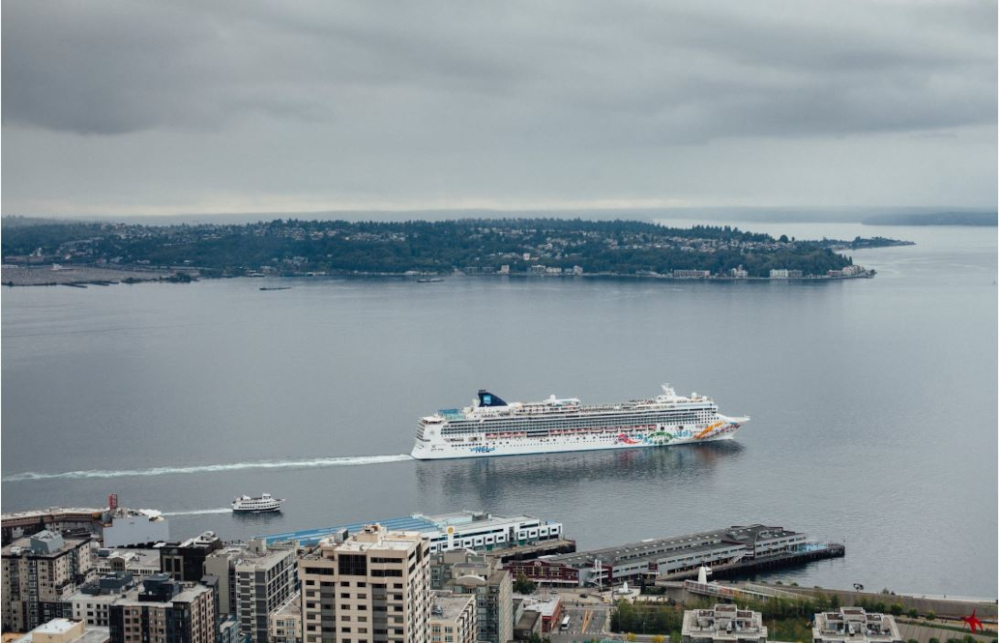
[2,0,997,216]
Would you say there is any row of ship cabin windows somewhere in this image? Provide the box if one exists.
[442,423,704,437]
[443,413,709,430]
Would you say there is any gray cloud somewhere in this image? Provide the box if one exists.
[1,0,996,213]
[4,0,995,138]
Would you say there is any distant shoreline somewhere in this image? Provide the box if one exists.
[1,264,877,288]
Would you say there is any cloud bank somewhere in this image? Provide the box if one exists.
[3,0,996,215]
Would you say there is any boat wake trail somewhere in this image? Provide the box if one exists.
[2,454,414,483]
[162,508,233,516]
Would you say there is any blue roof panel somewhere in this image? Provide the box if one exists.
[263,515,439,546]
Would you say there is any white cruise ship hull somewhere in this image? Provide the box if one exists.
[411,416,748,460]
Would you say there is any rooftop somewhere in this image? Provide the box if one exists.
[430,592,475,622]
[272,592,301,619]
[97,549,160,568]
[210,541,295,569]
[265,510,555,546]
[309,524,424,554]
[682,604,767,640]
[33,621,79,636]
[266,516,438,546]
[814,608,900,641]
[548,525,800,567]
[3,532,88,558]
[12,620,110,643]
[517,594,561,618]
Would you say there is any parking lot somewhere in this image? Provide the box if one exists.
[549,603,610,642]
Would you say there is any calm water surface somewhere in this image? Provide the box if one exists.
[2,221,996,597]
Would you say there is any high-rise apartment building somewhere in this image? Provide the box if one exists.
[429,550,511,643]
[427,593,475,643]
[159,533,222,582]
[106,574,215,643]
[298,524,430,643]
[2,530,95,632]
[204,539,297,643]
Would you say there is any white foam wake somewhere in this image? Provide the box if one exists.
[162,508,233,516]
[2,454,414,483]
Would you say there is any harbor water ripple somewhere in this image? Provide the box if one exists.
[2,221,996,597]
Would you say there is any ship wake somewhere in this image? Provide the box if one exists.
[162,508,233,516]
[2,454,414,483]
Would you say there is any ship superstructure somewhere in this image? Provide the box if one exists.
[232,493,284,513]
[411,384,748,460]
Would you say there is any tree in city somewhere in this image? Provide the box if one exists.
[514,573,537,595]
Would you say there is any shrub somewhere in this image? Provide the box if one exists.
[926,611,937,621]
[908,609,919,619]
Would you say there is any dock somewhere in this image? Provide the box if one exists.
[655,543,846,582]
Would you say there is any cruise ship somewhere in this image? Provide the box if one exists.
[411,384,748,460]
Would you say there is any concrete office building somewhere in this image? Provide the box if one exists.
[298,524,430,643]
[101,509,169,548]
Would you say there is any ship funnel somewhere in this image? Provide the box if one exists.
[478,390,508,407]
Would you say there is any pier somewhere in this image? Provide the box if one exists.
[655,543,846,582]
